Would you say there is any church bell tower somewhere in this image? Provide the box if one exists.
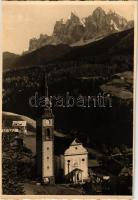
[36,74,55,184]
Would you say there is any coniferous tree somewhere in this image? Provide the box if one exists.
[2,132,32,194]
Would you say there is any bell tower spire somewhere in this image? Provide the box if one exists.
[45,72,48,98]
[43,72,53,118]
[36,71,55,184]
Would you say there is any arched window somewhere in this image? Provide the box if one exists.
[45,128,51,140]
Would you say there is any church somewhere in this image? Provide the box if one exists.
[36,76,88,184]
[64,138,88,184]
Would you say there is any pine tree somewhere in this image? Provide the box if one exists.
[2,132,28,194]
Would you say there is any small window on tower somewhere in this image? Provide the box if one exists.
[75,147,78,150]
[47,128,50,137]
[47,147,49,150]
[82,158,85,161]
[47,166,49,169]
[47,156,49,159]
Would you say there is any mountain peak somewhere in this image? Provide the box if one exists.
[95,7,104,11]
[69,11,80,23]
[108,9,114,15]
[70,11,78,18]
[93,7,106,15]
[27,7,133,53]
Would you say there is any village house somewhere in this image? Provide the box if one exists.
[12,121,27,134]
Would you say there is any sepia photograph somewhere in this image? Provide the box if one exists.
[1,1,137,197]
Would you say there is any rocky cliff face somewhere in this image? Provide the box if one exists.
[28,34,61,52]
[83,7,128,40]
[27,7,133,53]
[53,12,85,44]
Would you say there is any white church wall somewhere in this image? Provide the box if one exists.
[64,140,89,181]
[64,153,88,180]
[64,143,88,156]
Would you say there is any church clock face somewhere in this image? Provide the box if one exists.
[43,119,52,126]
[46,119,50,126]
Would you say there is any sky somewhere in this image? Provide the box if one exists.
[3,2,135,54]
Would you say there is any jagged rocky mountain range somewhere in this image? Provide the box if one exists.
[3,28,133,70]
[27,7,133,53]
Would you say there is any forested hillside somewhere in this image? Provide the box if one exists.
[3,28,134,146]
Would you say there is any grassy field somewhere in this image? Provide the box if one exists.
[24,183,83,195]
